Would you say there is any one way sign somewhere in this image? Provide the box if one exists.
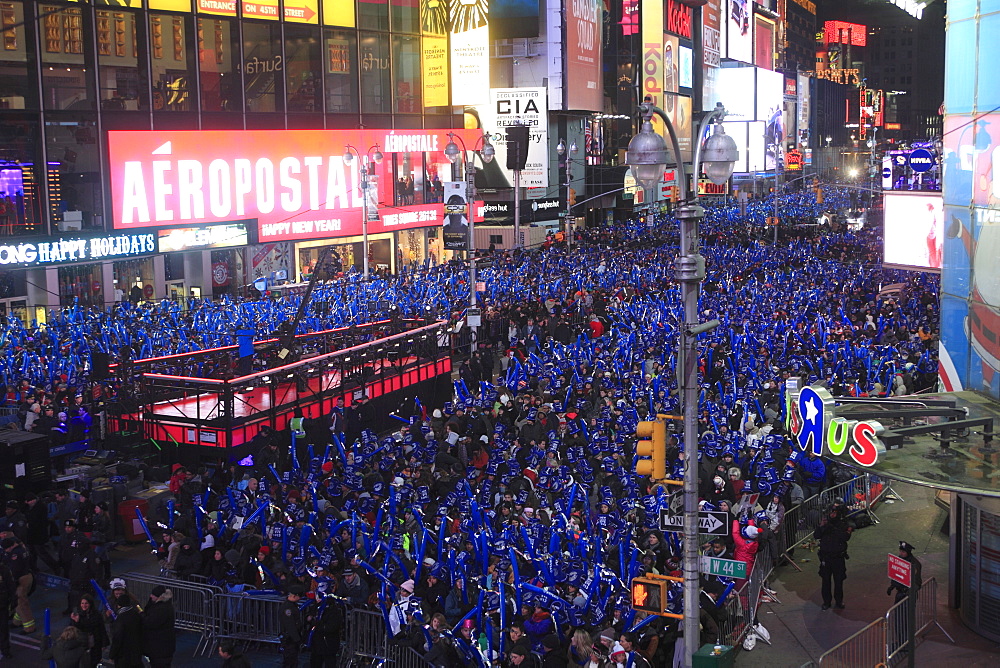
[659,509,730,536]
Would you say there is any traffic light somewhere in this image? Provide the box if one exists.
[635,420,667,480]
[568,188,577,208]
[631,576,665,615]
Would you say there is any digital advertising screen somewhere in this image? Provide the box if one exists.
[716,66,755,120]
[726,0,753,64]
[883,192,944,272]
[565,0,603,110]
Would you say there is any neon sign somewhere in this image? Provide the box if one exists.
[786,380,886,467]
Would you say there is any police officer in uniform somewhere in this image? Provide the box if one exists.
[1,536,34,634]
[305,585,345,668]
[280,584,305,667]
[813,504,852,610]
[66,535,101,616]
[887,540,923,603]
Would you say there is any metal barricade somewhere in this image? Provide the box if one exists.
[386,644,436,668]
[816,618,886,668]
[716,584,749,647]
[346,608,392,662]
[211,592,287,651]
[779,475,872,565]
[121,572,221,655]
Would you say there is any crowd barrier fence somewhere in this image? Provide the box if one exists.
[209,591,288,654]
[121,571,221,656]
[342,609,435,668]
[817,577,953,666]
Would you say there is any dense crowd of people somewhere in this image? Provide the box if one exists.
[0,186,940,667]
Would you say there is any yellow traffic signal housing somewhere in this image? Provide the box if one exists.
[635,420,667,480]
[631,576,665,615]
[568,188,577,207]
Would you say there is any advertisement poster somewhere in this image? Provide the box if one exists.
[726,0,753,64]
[663,34,680,114]
[250,242,291,280]
[883,192,943,271]
[565,0,603,111]
[421,0,449,107]
[450,0,490,106]
[478,88,549,188]
[107,128,486,243]
[642,0,664,133]
[702,0,722,111]
[442,181,469,251]
[491,0,540,39]
[668,94,692,164]
[754,15,775,70]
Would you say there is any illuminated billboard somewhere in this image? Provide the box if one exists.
[726,0,753,64]
[491,0,540,39]
[565,0,603,110]
[716,67,755,120]
[478,88,550,188]
[883,192,943,272]
[450,0,490,105]
[107,129,485,243]
[824,21,867,46]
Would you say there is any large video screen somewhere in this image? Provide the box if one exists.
[883,192,943,272]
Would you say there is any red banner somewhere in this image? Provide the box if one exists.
[108,129,485,242]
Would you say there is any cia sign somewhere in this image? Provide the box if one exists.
[787,380,885,467]
[907,148,935,173]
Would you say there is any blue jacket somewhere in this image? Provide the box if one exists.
[799,456,826,485]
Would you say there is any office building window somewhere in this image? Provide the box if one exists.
[40,5,90,111]
[0,1,35,110]
[45,114,103,230]
[392,34,420,113]
[285,25,321,113]
[390,0,419,34]
[198,17,241,112]
[359,0,388,31]
[359,31,390,114]
[97,9,147,111]
[243,21,283,113]
[150,13,194,111]
[324,29,358,114]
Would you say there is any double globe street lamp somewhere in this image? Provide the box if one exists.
[627,97,738,668]
[342,144,384,280]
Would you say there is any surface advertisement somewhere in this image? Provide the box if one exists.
[663,34,680,114]
[883,192,943,272]
[641,0,665,134]
[702,0,723,111]
[726,0,754,64]
[450,0,490,106]
[477,88,549,188]
[107,129,485,243]
[442,181,469,251]
[565,0,603,111]
[421,0,449,108]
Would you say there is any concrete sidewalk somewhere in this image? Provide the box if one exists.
[736,481,1000,667]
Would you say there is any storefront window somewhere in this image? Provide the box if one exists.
[390,0,419,34]
[391,151,426,207]
[113,257,154,304]
[243,21,283,113]
[324,29,358,114]
[0,116,42,236]
[150,13,194,112]
[392,34,420,113]
[285,25,321,113]
[397,228,425,269]
[97,10,147,111]
[0,2,36,110]
[40,5,90,111]
[359,31,390,114]
[45,114,103,231]
[198,17,241,112]
[211,248,244,298]
[359,0,388,31]
[59,263,103,308]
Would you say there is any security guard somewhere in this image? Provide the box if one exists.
[813,504,852,610]
[280,584,305,667]
[66,536,101,615]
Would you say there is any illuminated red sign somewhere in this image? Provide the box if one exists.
[666,0,693,40]
[108,129,485,243]
[824,21,867,47]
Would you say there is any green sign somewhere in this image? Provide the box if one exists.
[701,556,746,579]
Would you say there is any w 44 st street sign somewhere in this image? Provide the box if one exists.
[658,509,730,536]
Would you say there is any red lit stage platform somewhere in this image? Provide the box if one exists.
[110,320,452,452]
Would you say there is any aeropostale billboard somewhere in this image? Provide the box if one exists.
[107,129,484,243]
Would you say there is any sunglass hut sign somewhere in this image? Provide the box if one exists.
[785,379,885,466]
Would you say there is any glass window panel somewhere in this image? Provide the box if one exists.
[0,1,35,110]
[359,0,388,31]
[392,34,420,113]
[285,25,321,112]
[97,10,148,111]
[40,5,90,111]
[198,17,241,112]
[359,31,390,114]
[45,114,104,231]
[324,29,358,114]
[243,21,283,113]
[390,0,419,34]
[0,115,42,236]
[390,150,425,206]
[150,13,194,111]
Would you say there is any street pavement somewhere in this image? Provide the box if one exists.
[736,481,1000,667]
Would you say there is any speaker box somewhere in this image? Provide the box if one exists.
[92,352,111,380]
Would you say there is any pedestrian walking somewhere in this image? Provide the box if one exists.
[109,592,144,668]
[141,585,176,667]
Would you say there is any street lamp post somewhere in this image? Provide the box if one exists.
[627,98,738,668]
[342,144,384,280]
[444,132,495,345]
[557,138,578,250]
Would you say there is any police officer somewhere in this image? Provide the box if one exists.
[0,501,27,542]
[280,584,305,667]
[887,540,923,603]
[305,585,345,668]
[813,504,852,610]
[1,536,34,634]
[66,535,101,616]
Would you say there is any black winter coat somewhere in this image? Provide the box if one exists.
[110,605,144,668]
[141,595,177,659]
